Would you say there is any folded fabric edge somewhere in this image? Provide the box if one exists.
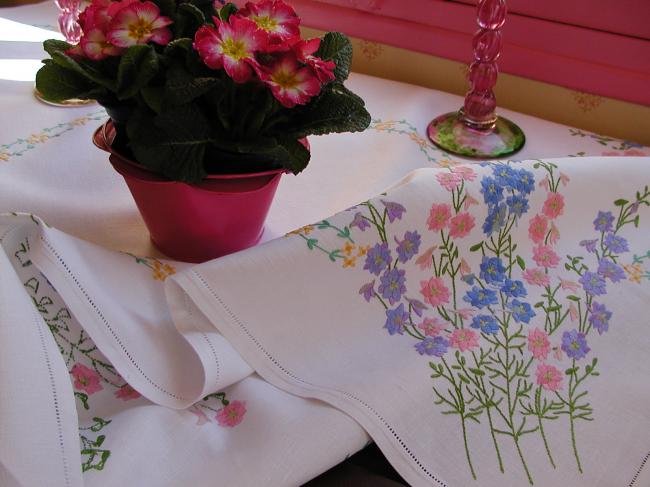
[166,269,441,487]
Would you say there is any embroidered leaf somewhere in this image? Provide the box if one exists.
[566,295,581,302]
[469,242,483,252]
[306,238,318,250]
[613,199,629,206]
[564,367,578,375]
[515,255,526,271]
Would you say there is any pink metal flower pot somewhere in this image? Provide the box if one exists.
[93,120,289,263]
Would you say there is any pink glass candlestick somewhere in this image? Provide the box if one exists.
[427,0,525,158]
[55,0,82,44]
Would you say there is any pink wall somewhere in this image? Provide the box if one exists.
[284,0,650,106]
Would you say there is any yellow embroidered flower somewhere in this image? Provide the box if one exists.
[357,245,371,257]
[436,158,458,169]
[623,263,643,283]
[151,259,175,281]
[286,224,315,237]
[0,152,10,162]
[342,241,356,256]
[70,117,89,126]
[408,132,427,148]
[162,263,176,276]
[373,121,396,131]
[342,255,356,268]
[27,133,49,144]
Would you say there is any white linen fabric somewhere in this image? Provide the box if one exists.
[0,213,370,487]
[168,157,650,487]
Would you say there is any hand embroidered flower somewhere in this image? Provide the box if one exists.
[415,336,449,357]
[381,200,406,223]
[597,258,626,282]
[528,214,548,244]
[70,363,103,395]
[216,400,247,427]
[436,172,462,192]
[378,268,406,305]
[593,211,614,232]
[536,363,563,391]
[415,246,436,270]
[501,279,527,298]
[588,302,612,335]
[450,328,479,352]
[479,256,506,284]
[528,328,550,360]
[384,303,408,335]
[603,233,629,254]
[427,204,451,231]
[420,277,450,307]
[363,242,391,275]
[358,280,375,302]
[523,267,550,287]
[350,212,370,231]
[508,299,536,324]
[470,314,499,335]
[448,212,475,238]
[450,165,477,181]
[115,383,141,401]
[542,193,565,219]
[395,230,421,262]
[579,271,606,296]
[533,244,560,269]
[418,317,446,336]
[561,330,590,360]
[463,287,498,309]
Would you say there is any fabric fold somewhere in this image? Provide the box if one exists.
[0,214,253,409]
[168,157,650,487]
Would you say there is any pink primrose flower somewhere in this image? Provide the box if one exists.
[436,172,462,191]
[415,245,436,270]
[528,214,548,244]
[427,203,451,232]
[263,53,322,107]
[450,328,479,352]
[418,317,446,337]
[194,16,267,83]
[419,277,450,307]
[115,383,141,401]
[523,267,550,287]
[542,192,565,219]
[533,244,560,269]
[70,363,103,395]
[240,0,300,43]
[80,27,124,60]
[448,212,475,239]
[291,38,335,83]
[216,400,247,427]
[107,1,172,47]
[536,363,563,391]
[527,328,550,360]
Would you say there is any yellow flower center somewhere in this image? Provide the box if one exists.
[129,18,153,40]
[271,69,299,89]
[253,15,278,32]
[222,38,249,61]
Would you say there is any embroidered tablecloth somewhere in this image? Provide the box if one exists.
[1,2,649,486]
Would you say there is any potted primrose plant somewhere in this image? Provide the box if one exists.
[36,0,371,262]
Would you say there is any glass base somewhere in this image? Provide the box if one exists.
[34,87,95,108]
[427,111,525,159]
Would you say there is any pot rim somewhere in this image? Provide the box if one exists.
[92,120,289,181]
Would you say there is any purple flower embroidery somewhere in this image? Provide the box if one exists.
[589,302,612,335]
[384,303,408,335]
[378,268,407,305]
[395,230,421,263]
[597,259,626,282]
[579,239,598,253]
[561,330,591,360]
[381,200,406,223]
[415,336,449,357]
[364,242,392,276]
[358,280,375,302]
[350,212,370,231]
[593,211,614,232]
[604,233,629,254]
[406,297,428,317]
[579,271,607,296]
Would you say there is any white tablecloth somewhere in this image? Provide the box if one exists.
[1,2,649,486]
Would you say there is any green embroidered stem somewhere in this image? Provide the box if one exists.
[535,387,556,469]
[513,435,534,485]
[461,415,477,481]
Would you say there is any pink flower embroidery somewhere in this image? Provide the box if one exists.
[70,363,103,395]
[569,302,578,322]
[450,165,477,181]
[459,258,471,276]
[427,204,451,232]
[420,277,450,307]
[523,267,550,287]
[453,308,475,320]
[449,328,479,352]
[115,383,141,401]
[559,278,579,292]
[415,246,436,270]
[463,193,479,210]
[538,175,550,191]
[528,214,548,244]
[553,346,563,361]
[263,53,322,107]
[107,1,172,47]
[193,16,267,83]
[533,244,560,269]
[559,172,570,186]
[448,212,475,239]
[436,172,462,191]
[216,400,247,427]
[536,364,563,391]
[189,406,210,426]
[418,317,446,337]
[602,149,648,157]
[542,192,565,219]
[527,328,550,360]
